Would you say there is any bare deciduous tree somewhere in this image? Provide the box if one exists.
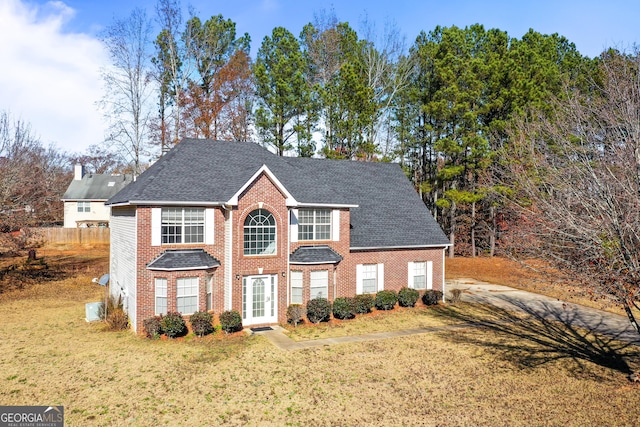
[506,49,640,334]
[0,111,69,231]
[69,144,123,174]
[358,15,414,157]
[99,8,154,175]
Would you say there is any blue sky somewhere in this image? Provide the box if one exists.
[2,0,639,154]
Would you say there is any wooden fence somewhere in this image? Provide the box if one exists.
[40,227,110,245]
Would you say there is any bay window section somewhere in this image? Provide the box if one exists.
[290,271,303,304]
[310,270,329,299]
[155,278,167,315]
[177,277,199,314]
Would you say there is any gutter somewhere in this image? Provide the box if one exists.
[295,202,359,208]
[289,261,341,265]
[106,200,228,207]
[350,244,451,251]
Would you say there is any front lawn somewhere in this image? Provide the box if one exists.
[0,246,638,426]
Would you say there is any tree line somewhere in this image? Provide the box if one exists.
[99,1,603,258]
[3,0,640,334]
[0,1,610,256]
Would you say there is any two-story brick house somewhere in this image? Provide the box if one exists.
[106,139,450,332]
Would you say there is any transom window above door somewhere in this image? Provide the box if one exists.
[298,208,331,241]
[244,209,276,255]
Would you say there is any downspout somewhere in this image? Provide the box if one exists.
[287,209,291,306]
[222,204,233,310]
[442,247,446,303]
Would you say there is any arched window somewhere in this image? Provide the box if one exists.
[244,209,276,255]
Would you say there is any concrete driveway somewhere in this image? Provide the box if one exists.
[447,278,640,345]
[255,278,640,351]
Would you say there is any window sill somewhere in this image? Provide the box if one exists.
[243,254,278,258]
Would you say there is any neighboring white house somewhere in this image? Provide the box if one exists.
[61,165,133,228]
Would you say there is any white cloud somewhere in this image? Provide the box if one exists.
[0,0,107,153]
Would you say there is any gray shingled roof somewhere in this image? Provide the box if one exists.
[62,174,133,201]
[108,139,450,248]
[290,246,343,264]
[147,249,221,271]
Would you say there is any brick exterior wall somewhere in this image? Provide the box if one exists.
[344,248,444,294]
[233,173,289,325]
[289,207,351,305]
[133,206,225,331]
[129,171,446,331]
[289,248,444,307]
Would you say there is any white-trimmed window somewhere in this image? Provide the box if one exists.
[356,263,385,294]
[177,277,198,314]
[244,209,276,255]
[155,278,167,315]
[310,270,329,299]
[298,209,331,241]
[362,264,377,294]
[162,208,204,244]
[206,276,213,311]
[409,261,432,290]
[77,201,90,213]
[290,271,303,304]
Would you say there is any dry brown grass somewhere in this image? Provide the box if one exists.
[0,247,639,426]
[284,305,465,341]
[446,256,625,315]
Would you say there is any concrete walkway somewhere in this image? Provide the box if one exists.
[250,322,486,351]
[252,279,640,350]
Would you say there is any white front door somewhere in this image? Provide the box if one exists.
[243,275,277,325]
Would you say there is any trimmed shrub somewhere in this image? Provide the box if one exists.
[332,297,356,320]
[219,310,242,333]
[353,294,375,314]
[422,289,444,306]
[398,287,420,307]
[306,298,331,323]
[449,288,462,304]
[161,312,187,338]
[375,290,398,310]
[143,316,163,338]
[286,304,306,327]
[190,311,214,337]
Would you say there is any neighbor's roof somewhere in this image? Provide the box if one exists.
[62,173,133,201]
[147,249,221,271]
[290,245,344,264]
[107,139,450,248]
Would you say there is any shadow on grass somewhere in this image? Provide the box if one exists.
[430,299,640,378]
[0,252,108,294]
[0,259,69,293]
